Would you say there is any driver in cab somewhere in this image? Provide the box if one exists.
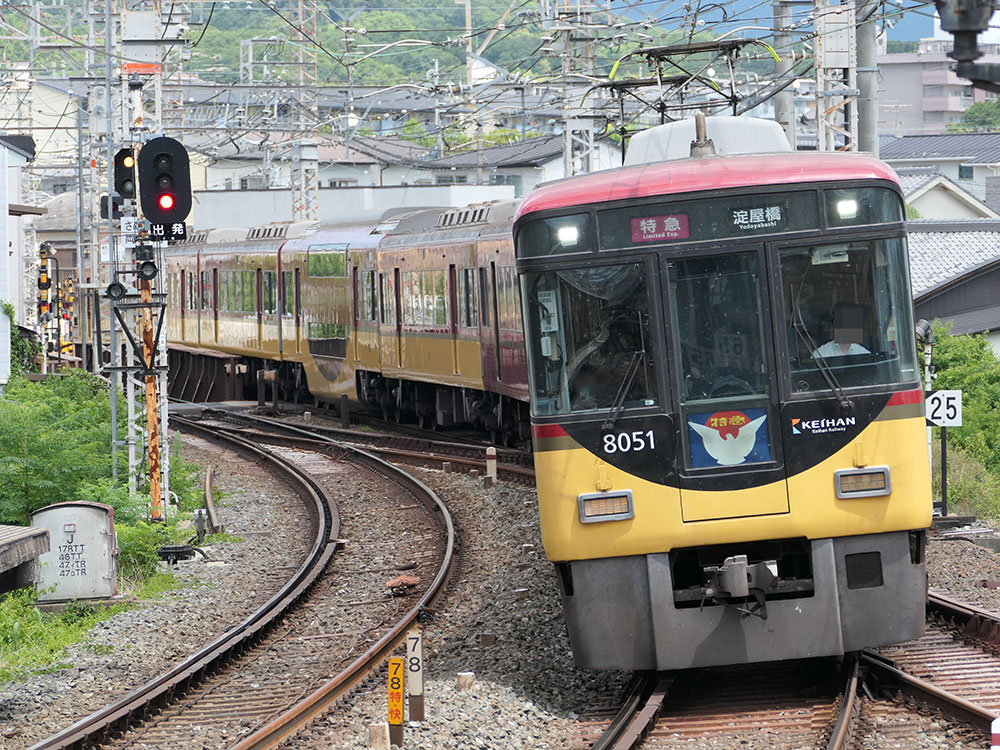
[812,302,871,358]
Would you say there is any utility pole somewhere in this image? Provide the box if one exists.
[856,0,880,154]
[772,0,798,148]
[814,0,859,151]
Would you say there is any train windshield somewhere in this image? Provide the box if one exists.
[780,237,918,391]
[520,263,659,416]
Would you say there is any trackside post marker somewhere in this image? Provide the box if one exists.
[406,629,425,721]
[388,657,404,747]
[992,716,1000,748]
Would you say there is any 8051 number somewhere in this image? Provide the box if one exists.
[603,430,656,454]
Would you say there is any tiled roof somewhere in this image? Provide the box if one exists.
[422,135,564,169]
[881,132,1000,163]
[894,166,942,196]
[906,219,1000,297]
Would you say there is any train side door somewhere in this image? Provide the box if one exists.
[294,268,302,354]
[212,268,219,342]
[180,269,187,340]
[479,263,502,388]
[449,264,459,375]
[662,247,789,522]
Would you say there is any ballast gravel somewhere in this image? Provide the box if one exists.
[4,430,1000,750]
[0,432,315,750]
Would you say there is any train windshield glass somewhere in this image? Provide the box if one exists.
[520,263,658,416]
[780,238,918,392]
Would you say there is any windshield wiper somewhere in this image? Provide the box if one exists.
[792,322,853,410]
[602,350,645,431]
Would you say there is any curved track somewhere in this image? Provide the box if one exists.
[30,414,455,750]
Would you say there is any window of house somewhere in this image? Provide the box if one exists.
[959,164,974,180]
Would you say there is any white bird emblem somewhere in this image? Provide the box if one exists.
[689,413,767,466]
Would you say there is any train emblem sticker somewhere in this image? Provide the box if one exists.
[688,409,770,467]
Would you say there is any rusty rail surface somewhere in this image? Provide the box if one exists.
[30,416,342,750]
[189,414,457,749]
[212,410,536,484]
[861,650,996,734]
[589,673,670,750]
[826,655,861,750]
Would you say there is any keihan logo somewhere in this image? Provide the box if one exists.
[792,416,857,435]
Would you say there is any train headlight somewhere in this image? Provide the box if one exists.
[834,467,891,498]
[578,490,634,523]
[557,225,579,246]
[836,198,859,220]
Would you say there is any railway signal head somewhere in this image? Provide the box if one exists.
[137,136,191,224]
[114,148,136,200]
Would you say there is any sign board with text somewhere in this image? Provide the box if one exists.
[926,390,962,427]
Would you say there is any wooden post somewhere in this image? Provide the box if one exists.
[341,394,350,428]
[140,277,163,522]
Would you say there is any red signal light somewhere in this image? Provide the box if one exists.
[158,193,175,210]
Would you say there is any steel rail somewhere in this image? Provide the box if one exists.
[588,673,670,750]
[860,650,997,734]
[30,416,341,750]
[826,655,860,750]
[224,422,457,749]
[928,589,1000,628]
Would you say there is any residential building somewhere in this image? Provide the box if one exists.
[908,219,1000,352]
[880,132,1000,211]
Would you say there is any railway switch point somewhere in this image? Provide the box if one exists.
[457,671,476,690]
[368,723,391,750]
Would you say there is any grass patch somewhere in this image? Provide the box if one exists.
[932,439,1000,523]
[0,590,126,683]
[135,571,183,599]
[204,532,242,544]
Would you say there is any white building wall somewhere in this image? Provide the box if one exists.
[192,184,516,229]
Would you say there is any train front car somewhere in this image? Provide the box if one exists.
[514,138,931,671]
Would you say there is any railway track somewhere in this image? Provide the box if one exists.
[30,415,455,750]
[578,591,1000,749]
[193,405,537,484]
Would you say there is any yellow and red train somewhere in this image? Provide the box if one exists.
[164,202,530,443]
[167,117,931,671]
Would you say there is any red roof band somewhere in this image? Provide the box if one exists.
[515,152,901,221]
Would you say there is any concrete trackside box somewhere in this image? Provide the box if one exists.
[31,501,118,601]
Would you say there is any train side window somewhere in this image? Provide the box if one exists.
[780,238,918,391]
[307,245,348,277]
[379,271,396,325]
[282,271,294,316]
[201,270,213,310]
[459,267,478,327]
[434,269,447,326]
[262,271,277,314]
[187,272,197,312]
[360,270,377,322]
[479,267,492,327]
[522,263,657,415]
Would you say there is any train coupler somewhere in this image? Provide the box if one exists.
[700,554,778,621]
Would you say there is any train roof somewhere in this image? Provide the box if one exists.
[514,152,901,222]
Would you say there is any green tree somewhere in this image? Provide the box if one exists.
[930,322,1000,470]
[957,99,1000,132]
[0,371,122,524]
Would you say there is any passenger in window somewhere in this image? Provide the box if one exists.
[812,302,871,358]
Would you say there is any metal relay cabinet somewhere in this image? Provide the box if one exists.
[31,501,118,601]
